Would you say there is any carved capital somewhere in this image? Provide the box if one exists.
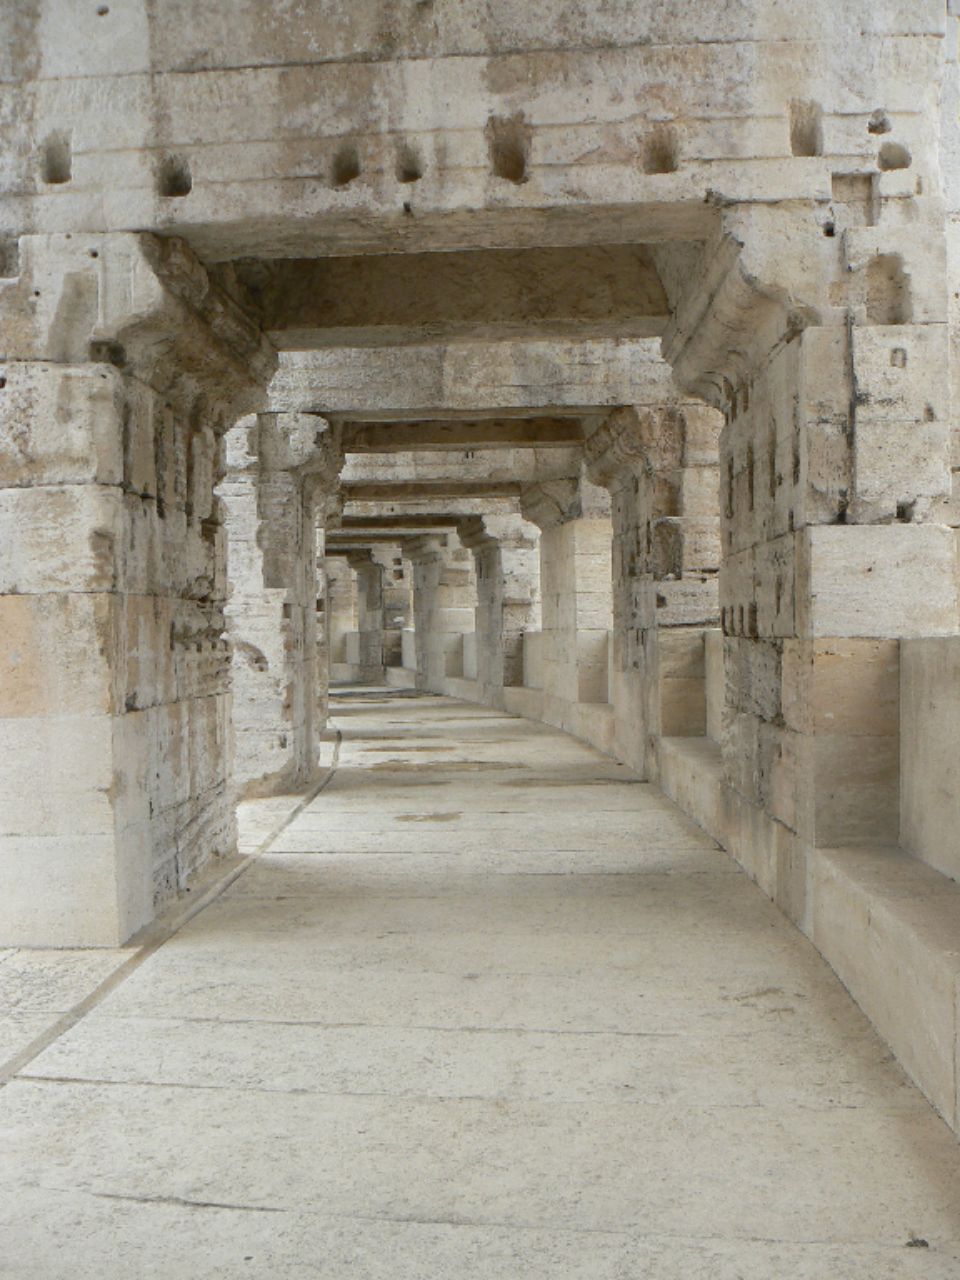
[3,233,277,421]
[520,478,582,529]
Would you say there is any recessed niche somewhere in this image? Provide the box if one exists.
[878,141,911,171]
[486,112,531,184]
[0,239,19,278]
[42,132,71,184]
[868,110,891,135]
[866,253,912,325]
[790,100,823,157]
[157,153,192,197]
[642,124,679,175]
[395,141,423,184]
[331,142,361,188]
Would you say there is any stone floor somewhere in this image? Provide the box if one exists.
[2,688,960,1278]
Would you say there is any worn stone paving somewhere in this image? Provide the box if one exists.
[2,689,960,1278]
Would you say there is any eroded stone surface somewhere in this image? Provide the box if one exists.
[3,692,960,1277]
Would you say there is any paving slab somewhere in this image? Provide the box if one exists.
[3,688,960,1277]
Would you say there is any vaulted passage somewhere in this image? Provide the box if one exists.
[6,2,960,1269]
[3,687,960,1272]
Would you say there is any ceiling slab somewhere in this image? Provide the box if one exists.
[341,417,584,452]
[234,243,668,349]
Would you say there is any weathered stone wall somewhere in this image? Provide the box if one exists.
[222,413,332,797]
[585,403,721,775]
[4,1,943,264]
[900,637,960,882]
[520,471,614,743]
[0,233,274,945]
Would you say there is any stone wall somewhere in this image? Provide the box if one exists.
[0,233,274,945]
[222,413,333,798]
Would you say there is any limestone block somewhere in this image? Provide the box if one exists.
[900,637,960,881]
[435,607,476,634]
[718,784,778,901]
[0,363,125,488]
[758,721,800,832]
[678,465,720,517]
[798,326,850,424]
[796,525,959,637]
[110,707,153,836]
[704,628,724,744]
[0,710,116,838]
[660,677,707,737]
[718,545,754,632]
[658,630,705,679]
[754,534,795,638]
[0,484,123,593]
[721,709,761,807]
[522,631,544,690]
[653,518,721,576]
[813,735,899,845]
[0,592,117,716]
[573,520,613,557]
[655,577,719,628]
[782,638,899,737]
[850,326,951,516]
[657,737,724,846]
[853,324,949,424]
[845,225,947,326]
[575,594,613,631]
[401,627,417,669]
[724,636,781,723]
[0,834,130,948]
[813,845,960,1129]
[122,595,178,711]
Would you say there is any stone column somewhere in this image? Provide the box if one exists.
[459,514,541,708]
[0,233,275,945]
[347,550,386,683]
[522,472,614,729]
[325,555,358,675]
[662,195,955,928]
[374,544,410,668]
[406,535,477,693]
[584,403,721,775]
[221,413,340,798]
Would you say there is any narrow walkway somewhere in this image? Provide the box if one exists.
[3,690,960,1277]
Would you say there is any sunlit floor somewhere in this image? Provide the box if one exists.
[2,688,960,1278]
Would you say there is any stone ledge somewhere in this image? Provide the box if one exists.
[438,676,480,703]
[384,667,417,690]
[812,844,960,1132]
[658,736,724,843]
[657,738,960,1136]
[502,686,545,723]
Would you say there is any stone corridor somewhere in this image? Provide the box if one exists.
[2,688,960,1277]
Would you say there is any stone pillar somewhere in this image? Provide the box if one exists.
[315,522,330,729]
[459,514,541,707]
[663,196,955,928]
[584,403,721,775]
[406,535,477,693]
[374,544,410,668]
[326,554,357,679]
[522,473,613,729]
[347,550,386,683]
[221,413,339,798]
[0,233,275,945]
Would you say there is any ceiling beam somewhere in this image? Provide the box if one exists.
[341,418,583,453]
[341,480,524,501]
